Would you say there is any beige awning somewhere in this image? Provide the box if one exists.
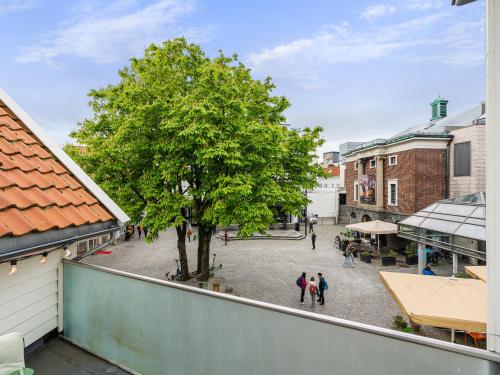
[346,220,398,235]
[380,271,486,332]
[465,266,487,282]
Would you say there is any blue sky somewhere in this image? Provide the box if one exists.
[0,0,485,154]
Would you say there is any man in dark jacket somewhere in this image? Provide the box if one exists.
[317,272,327,305]
[297,272,307,304]
[311,231,317,250]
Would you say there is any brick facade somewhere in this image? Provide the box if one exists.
[345,148,447,222]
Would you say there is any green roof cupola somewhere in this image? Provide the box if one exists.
[431,96,448,120]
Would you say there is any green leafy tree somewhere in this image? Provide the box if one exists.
[68,38,324,281]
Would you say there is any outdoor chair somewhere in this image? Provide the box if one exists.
[0,333,34,375]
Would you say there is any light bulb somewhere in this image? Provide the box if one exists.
[39,252,48,264]
[8,260,17,276]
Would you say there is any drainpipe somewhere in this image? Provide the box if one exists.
[445,143,450,199]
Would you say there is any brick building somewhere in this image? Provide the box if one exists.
[343,98,485,224]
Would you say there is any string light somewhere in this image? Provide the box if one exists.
[39,252,48,264]
[8,260,17,276]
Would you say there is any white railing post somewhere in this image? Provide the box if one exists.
[486,0,500,353]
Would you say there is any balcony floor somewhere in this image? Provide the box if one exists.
[26,337,131,375]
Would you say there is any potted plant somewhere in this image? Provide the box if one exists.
[404,242,418,265]
[360,251,372,263]
[392,314,407,331]
[339,230,353,251]
[382,249,397,266]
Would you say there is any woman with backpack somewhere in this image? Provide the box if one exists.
[296,272,307,304]
[309,276,317,307]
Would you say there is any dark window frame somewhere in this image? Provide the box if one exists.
[454,142,471,177]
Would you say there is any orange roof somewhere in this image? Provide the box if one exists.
[323,165,340,176]
[0,101,114,238]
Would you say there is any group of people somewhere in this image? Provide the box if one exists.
[296,272,328,307]
[124,223,149,241]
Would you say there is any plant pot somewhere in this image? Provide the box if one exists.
[382,256,396,266]
[360,254,372,263]
[405,255,418,265]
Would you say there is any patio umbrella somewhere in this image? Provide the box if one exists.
[464,266,487,282]
[380,271,486,340]
[345,220,398,252]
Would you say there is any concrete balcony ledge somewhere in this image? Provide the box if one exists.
[62,260,500,375]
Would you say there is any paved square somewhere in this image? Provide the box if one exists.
[83,224,457,339]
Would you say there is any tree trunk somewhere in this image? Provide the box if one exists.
[175,222,190,281]
[197,223,213,281]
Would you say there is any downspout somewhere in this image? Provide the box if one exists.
[445,142,450,199]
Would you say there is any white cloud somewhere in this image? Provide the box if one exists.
[0,0,37,14]
[407,0,445,11]
[16,0,212,64]
[248,12,449,84]
[360,5,397,22]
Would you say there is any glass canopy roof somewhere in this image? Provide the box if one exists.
[398,193,485,241]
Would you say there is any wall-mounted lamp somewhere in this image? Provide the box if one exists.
[64,246,72,258]
[39,252,48,264]
[8,260,17,276]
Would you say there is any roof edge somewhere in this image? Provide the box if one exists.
[344,133,452,157]
[0,87,130,225]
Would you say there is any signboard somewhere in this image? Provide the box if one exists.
[360,174,376,204]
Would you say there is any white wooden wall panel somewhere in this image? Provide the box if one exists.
[0,250,62,347]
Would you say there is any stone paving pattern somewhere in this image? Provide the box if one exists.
[84,224,460,340]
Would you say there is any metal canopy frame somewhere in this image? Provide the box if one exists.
[397,193,486,260]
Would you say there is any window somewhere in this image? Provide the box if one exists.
[77,242,87,256]
[388,155,397,166]
[388,179,398,206]
[354,162,358,170]
[354,181,359,201]
[369,159,376,168]
[454,142,471,177]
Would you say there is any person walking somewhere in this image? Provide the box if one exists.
[309,221,314,232]
[311,231,317,250]
[343,243,356,267]
[309,276,317,307]
[137,224,142,239]
[187,227,193,242]
[317,273,328,305]
[296,272,307,304]
[224,230,228,246]
[143,226,148,239]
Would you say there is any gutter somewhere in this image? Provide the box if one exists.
[0,226,120,263]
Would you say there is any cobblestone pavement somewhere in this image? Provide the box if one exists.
[83,224,460,338]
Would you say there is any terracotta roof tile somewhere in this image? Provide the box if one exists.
[0,124,37,144]
[0,114,23,130]
[0,101,116,238]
